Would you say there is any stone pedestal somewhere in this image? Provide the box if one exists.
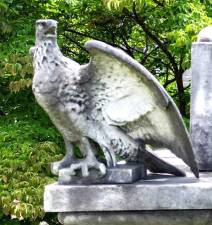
[44,150,212,225]
[191,42,212,171]
[44,171,212,225]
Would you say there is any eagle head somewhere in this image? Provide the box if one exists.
[36,19,57,42]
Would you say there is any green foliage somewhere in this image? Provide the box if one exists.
[102,0,212,70]
[0,103,64,221]
[1,54,33,92]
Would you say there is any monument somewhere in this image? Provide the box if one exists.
[30,20,212,225]
[191,26,212,171]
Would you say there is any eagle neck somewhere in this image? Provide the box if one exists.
[34,38,62,72]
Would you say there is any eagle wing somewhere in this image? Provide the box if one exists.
[82,40,198,177]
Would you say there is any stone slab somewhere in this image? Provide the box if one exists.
[58,211,212,225]
[191,42,212,170]
[44,172,212,212]
[58,163,146,185]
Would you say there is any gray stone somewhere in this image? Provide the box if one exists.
[154,150,190,172]
[30,19,199,180]
[39,222,49,225]
[102,163,146,183]
[182,68,191,88]
[44,171,212,213]
[58,211,212,225]
[197,26,212,42]
[191,42,212,170]
[58,163,146,184]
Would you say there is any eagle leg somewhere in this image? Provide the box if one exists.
[51,139,74,175]
[66,137,106,177]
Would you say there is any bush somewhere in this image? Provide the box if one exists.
[0,94,64,222]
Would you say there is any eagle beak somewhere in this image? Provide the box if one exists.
[36,19,57,39]
[45,26,57,37]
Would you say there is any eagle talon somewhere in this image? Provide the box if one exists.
[69,159,106,177]
[51,153,74,175]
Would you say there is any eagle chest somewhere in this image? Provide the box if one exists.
[32,49,62,106]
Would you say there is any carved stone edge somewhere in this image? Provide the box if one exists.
[44,172,212,212]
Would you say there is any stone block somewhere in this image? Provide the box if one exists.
[191,42,212,170]
[58,163,146,185]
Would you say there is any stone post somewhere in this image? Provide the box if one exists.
[190,27,212,171]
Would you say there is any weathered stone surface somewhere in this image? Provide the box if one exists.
[58,163,146,185]
[58,211,212,225]
[191,42,212,171]
[44,171,212,212]
[102,163,146,183]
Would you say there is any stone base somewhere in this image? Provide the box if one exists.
[58,211,212,225]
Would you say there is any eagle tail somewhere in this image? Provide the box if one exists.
[142,149,187,177]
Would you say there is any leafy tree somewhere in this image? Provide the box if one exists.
[54,0,211,116]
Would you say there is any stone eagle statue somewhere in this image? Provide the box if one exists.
[30,19,199,180]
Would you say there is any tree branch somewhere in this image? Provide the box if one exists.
[120,35,134,57]
[163,78,176,88]
[140,46,159,64]
[63,34,88,53]
[64,28,128,53]
[124,4,179,75]
[61,46,82,57]
[171,85,190,98]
